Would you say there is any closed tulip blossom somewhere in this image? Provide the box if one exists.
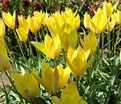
[102,1,118,19]
[107,13,117,31]
[13,71,39,100]
[16,15,29,43]
[31,34,61,59]
[66,46,92,78]
[41,61,70,94]
[28,16,40,34]
[52,82,87,104]
[2,11,16,29]
[83,32,99,55]
[116,10,121,25]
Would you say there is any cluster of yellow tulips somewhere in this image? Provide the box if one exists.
[84,1,120,34]
[0,0,120,103]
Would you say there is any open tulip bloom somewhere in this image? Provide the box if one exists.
[41,61,70,94]
[13,71,39,100]
[31,34,61,59]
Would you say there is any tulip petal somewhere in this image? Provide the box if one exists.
[0,18,5,37]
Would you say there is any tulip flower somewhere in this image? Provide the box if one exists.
[0,37,10,71]
[41,12,49,26]
[84,8,108,34]
[13,71,39,100]
[33,11,44,28]
[102,1,118,19]
[46,8,79,50]
[66,46,92,78]
[116,10,121,25]
[41,61,70,94]
[2,11,16,29]
[27,15,40,34]
[46,11,65,36]
[16,16,29,43]
[0,18,5,38]
[83,32,99,55]
[52,82,87,104]
[83,13,91,29]
[31,34,61,59]
[107,13,117,31]
[63,8,80,34]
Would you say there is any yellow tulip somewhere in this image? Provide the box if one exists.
[0,37,10,71]
[46,12,64,36]
[0,18,5,38]
[103,1,118,19]
[27,15,40,34]
[107,13,117,31]
[83,32,99,55]
[84,13,91,29]
[2,11,16,29]
[41,12,49,26]
[84,8,108,34]
[13,71,39,100]
[63,8,80,32]
[33,11,43,28]
[91,8,108,34]
[16,16,29,43]
[41,61,70,94]
[52,82,87,104]
[66,46,92,78]
[116,10,121,25]
[31,34,61,59]
[46,8,79,50]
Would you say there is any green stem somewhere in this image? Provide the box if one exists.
[114,26,120,54]
[13,30,26,61]
[112,29,115,56]
[100,33,104,68]
[107,31,110,55]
